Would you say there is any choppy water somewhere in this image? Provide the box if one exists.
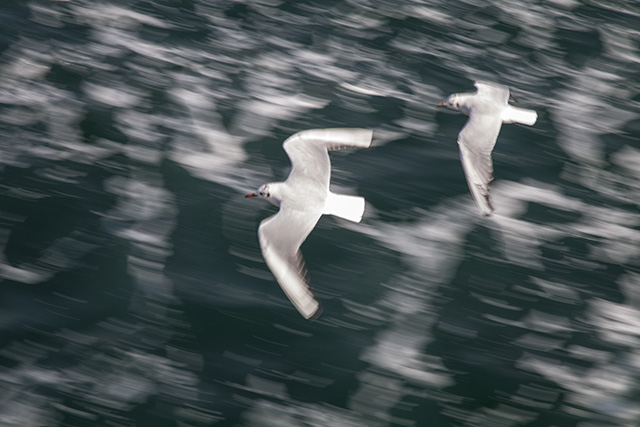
[1,0,640,426]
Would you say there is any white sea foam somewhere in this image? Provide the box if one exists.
[1,1,639,425]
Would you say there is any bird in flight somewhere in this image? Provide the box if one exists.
[439,82,537,216]
[246,128,373,319]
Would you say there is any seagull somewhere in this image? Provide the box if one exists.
[246,128,373,319]
[439,82,537,216]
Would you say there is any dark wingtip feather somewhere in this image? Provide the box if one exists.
[308,305,323,321]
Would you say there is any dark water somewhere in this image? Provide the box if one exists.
[1,0,640,426]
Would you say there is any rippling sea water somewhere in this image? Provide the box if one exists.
[1,0,639,426]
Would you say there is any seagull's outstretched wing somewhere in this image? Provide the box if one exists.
[474,81,510,104]
[257,128,372,319]
[283,128,373,188]
[258,207,323,319]
[457,114,503,216]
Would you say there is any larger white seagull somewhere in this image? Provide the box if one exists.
[246,128,373,320]
[439,82,537,216]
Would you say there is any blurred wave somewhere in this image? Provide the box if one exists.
[0,0,639,426]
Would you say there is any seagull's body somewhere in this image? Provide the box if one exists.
[440,82,537,216]
[246,128,373,319]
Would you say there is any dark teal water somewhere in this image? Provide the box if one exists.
[1,0,640,426]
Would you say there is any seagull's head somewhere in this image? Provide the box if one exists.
[438,93,470,115]
[245,183,280,205]
[438,94,460,110]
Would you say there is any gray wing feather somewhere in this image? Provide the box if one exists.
[474,81,510,104]
[457,114,503,216]
[258,128,372,318]
[283,129,373,186]
[258,209,323,319]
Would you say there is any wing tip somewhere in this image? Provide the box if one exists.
[479,196,494,217]
[468,186,494,217]
[307,304,323,321]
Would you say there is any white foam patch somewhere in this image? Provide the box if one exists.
[0,52,121,168]
[1,2,638,425]
[517,294,640,423]
[526,355,640,421]
[545,0,581,9]
[167,87,251,189]
[76,3,170,30]
[227,53,331,139]
[488,180,583,268]
[347,199,474,274]
[65,4,263,190]
[572,207,640,264]
[292,48,359,82]
[0,218,100,284]
[411,5,451,24]
[601,24,640,64]
[618,272,640,308]
[588,1,640,18]
[589,299,640,346]
[83,82,143,108]
[345,167,639,412]
[242,399,370,427]
[340,199,474,404]
[553,69,638,167]
[0,341,202,424]
[0,387,57,426]
[611,145,640,174]
[527,277,581,304]
[0,260,52,284]
[99,172,179,308]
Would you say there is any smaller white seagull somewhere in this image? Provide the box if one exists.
[246,128,373,320]
[439,81,537,216]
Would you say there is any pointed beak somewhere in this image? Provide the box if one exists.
[437,100,447,107]
[245,193,257,198]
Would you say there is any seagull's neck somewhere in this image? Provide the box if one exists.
[264,182,285,206]
[455,93,476,115]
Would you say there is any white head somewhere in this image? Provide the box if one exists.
[438,93,468,113]
[245,183,281,206]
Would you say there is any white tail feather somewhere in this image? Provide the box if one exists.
[502,106,537,126]
[324,192,365,223]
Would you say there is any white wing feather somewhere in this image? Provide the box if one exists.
[258,209,322,319]
[255,128,373,319]
[457,114,503,216]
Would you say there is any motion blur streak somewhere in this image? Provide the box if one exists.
[0,0,639,426]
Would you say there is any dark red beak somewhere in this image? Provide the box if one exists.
[245,193,257,198]
[437,101,447,107]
